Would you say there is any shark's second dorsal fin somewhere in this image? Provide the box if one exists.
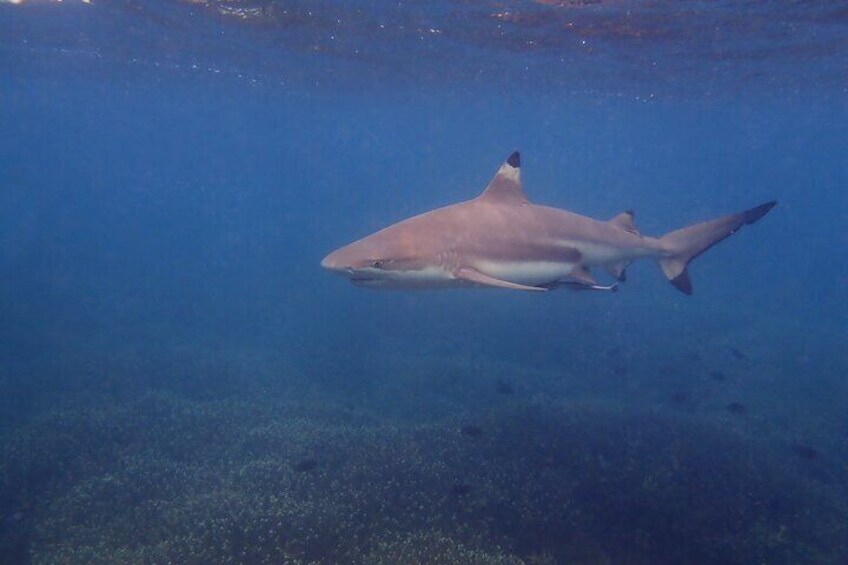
[477,151,528,205]
[609,210,640,235]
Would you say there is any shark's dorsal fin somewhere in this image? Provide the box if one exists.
[609,210,640,235]
[477,151,529,205]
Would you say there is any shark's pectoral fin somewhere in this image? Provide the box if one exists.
[455,268,547,292]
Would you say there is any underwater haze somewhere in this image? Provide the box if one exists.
[1,1,847,563]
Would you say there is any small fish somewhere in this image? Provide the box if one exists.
[730,348,747,360]
[293,458,318,472]
[710,370,727,382]
[461,424,484,437]
[495,379,515,395]
[791,444,818,460]
[726,402,747,415]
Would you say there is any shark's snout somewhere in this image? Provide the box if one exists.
[320,252,348,274]
[321,248,360,278]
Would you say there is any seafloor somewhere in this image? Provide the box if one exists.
[1,329,846,565]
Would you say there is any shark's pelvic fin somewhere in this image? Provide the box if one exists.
[567,265,597,286]
[658,201,777,295]
[476,151,529,206]
[455,267,547,292]
[609,210,640,235]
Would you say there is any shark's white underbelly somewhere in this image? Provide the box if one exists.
[473,259,575,286]
[558,240,630,265]
[470,239,643,286]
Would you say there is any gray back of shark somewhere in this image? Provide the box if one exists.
[321,151,775,294]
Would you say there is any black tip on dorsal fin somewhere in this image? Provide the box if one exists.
[477,151,528,205]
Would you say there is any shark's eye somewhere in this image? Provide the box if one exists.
[371,260,383,269]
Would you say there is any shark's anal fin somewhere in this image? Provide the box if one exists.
[605,262,629,282]
[455,268,547,292]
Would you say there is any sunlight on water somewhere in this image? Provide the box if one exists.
[2,0,846,96]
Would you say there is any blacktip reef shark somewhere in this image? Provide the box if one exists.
[321,152,775,294]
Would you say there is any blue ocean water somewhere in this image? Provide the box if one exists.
[1,1,847,563]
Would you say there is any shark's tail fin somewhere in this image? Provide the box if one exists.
[657,201,776,294]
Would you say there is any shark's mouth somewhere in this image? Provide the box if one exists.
[351,278,395,290]
[349,273,377,282]
[339,268,377,283]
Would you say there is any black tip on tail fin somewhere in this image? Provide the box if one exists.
[670,270,693,295]
[507,151,520,168]
[658,201,776,295]
[743,201,777,224]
